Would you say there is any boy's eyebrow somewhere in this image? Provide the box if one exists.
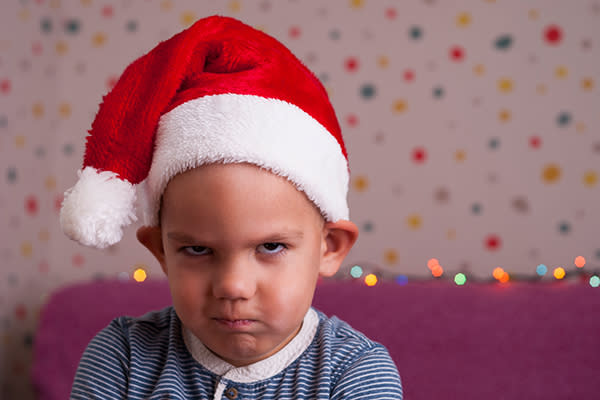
[166,232,198,243]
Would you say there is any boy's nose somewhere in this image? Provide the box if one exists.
[211,256,257,300]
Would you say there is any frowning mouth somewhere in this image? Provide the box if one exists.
[213,318,255,329]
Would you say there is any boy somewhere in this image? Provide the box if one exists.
[61,16,403,399]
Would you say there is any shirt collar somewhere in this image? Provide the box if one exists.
[182,307,319,382]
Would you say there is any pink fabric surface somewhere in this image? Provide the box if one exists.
[32,279,600,399]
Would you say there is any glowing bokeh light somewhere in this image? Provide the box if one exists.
[133,268,147,282]
[493,267,505,280]
[427,258,440,270]
[553,267,566,280]
[364,273,378,286]
[396,275,408,285]
[536,264,548,276]
[590,275,600,288]
[454,273,467,285]
[574,256,586,268]
[499,272,510,283]
[350,265,363,278]
[431,265,444,277]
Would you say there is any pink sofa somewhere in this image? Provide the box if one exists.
[32,279,600,399]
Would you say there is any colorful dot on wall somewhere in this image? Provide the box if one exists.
[473,64,485,76]
[15,135,26,148]
[536,264,548,276]
[455,149,467,162]
[576,122,586,134]
[406,214,422,230]
[64,19,80,34]
[555,66,568,79]
[25,195,38,216]
[384,249,398,265]
[92,32,107,47]
[377,55,389,68]
[557,221,571,235]
[409,26,423,40]
[498,108,511,123]
[56,40,69,55]
[1,79,11,94]
[497,77,514,93]
[449,45,465,61]
[529,135,542,149]
[288,26,301,39]
[393,99,408,114]
[432,85,444,98]
[329,29,341,40]
[7,167,17,183]
[59,102,71,118]
[35,146,46,158]
[556,111,572,127]
[360,83,376,99]
[72,253,85,267]
[541,163,562,184]
[126,20,138,32]
[352,175,369,192]
[434,187,450,204]
[38,229,50,242]
[485,234,502,251]
[32,102,44,118]
[488,137,500,150]
[362,221,374,232]
[228,0,241,12]
[494,34,513,50]
[544,24,563,45]
[62,143,74,156]
[456,12,472,27]
[447,228,457,240]
[385,7,397,19]
[346,114,358,127]
[403,69,415,82]
[44,176,56,190]
[471,203,482,215]
[20,241,33,258]
[101,5,114,18]
[410,147,426,164]
[345,57,359,72]
[180,11,197,27]
[161,0,174,11]
[583,170,597,187]
[512,196,530,213]
[581,77,594,91]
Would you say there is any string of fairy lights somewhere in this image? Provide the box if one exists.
[344,255,600,288]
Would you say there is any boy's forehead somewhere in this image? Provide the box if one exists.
[161,163,325,223]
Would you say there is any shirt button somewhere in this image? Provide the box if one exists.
[224,387,238,399]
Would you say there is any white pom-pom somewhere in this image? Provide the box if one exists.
[60,167,137,248]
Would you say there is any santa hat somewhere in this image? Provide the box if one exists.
[60,15,349,249]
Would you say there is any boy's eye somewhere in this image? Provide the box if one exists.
[183,246,211,256]
[257,242,286,255]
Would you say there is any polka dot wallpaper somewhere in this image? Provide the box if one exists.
[1,0,599,397]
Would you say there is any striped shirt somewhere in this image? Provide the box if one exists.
[71,307,403,399]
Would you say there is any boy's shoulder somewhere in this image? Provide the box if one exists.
[311,308,395,370]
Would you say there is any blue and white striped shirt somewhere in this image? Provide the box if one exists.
[71,307,403,399]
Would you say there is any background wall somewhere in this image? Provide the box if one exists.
[1,0,598,398]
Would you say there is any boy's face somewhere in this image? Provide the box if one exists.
[138,163,357,367]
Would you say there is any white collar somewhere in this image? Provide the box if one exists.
[182,307,319,383]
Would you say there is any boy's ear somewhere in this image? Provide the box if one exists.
[136,226,167,274]
[319,220,359,277]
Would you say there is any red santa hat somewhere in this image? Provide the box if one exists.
[60,15,349,249]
